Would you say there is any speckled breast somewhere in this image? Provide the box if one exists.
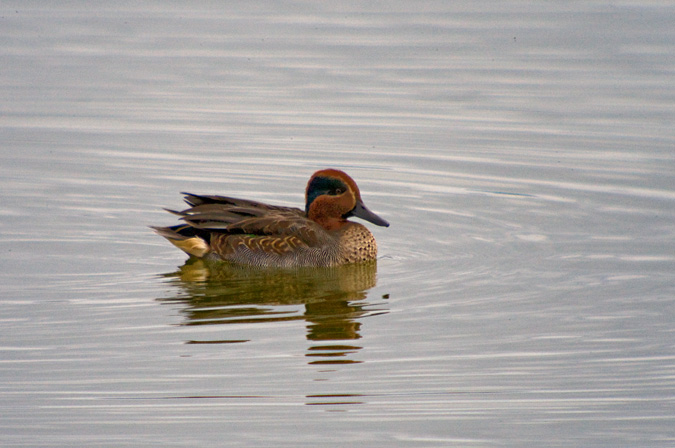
[338,224,378,264]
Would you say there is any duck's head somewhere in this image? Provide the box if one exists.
[305,169,389,231]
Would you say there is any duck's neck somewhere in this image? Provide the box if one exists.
[312,216,348,232]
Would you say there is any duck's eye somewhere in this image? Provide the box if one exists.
[334,188,344,195]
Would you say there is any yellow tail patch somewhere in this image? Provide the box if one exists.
[169,237,210,258]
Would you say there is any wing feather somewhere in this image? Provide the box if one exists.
[173,193,325,247]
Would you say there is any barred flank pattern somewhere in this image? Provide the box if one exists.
[210,232,347,267]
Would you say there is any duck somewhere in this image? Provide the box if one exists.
[152,169,389,267]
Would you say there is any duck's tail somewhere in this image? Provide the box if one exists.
[150,225,210,258]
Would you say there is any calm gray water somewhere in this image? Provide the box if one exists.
[1,2,674,447]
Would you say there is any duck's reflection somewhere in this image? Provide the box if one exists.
[158,259,387,365]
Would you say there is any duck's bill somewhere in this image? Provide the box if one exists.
[349,200,390,227]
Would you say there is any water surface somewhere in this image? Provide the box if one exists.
[1,2,674,447]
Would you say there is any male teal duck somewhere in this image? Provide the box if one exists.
[152,169,389,267]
